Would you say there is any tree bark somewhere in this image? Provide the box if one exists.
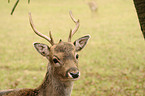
[133,0,145,39]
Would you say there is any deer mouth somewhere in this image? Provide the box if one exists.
[59,75,80,82]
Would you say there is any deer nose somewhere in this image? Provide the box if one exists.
[70,72,80,78]
[66,67,80,79]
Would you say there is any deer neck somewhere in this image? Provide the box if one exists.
[37,64,74,96]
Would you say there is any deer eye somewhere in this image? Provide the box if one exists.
[76,54,79,59]
[52,56,61,67]
[53,58,59,63]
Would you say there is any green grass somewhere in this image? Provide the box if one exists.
[0,0,145,96]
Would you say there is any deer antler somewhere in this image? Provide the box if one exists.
[29,13,54,45]
[68,11,80,42]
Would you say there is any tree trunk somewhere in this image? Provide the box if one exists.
[133,0,145,39]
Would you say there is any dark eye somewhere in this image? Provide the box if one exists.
[42,52,45,55]
[76,54,79,59]
[53,58,59,63]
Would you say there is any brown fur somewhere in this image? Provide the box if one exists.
[0,43,77,96]
[1,12,90,96]
[0,35,90,96]
[3,89,39,96]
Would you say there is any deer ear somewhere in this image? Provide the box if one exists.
[73,35,90,52]
[33,42,50,57]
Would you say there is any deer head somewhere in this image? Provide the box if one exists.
[29,11,90,82]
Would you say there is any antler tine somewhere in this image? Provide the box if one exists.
[68,11,80,42]
[68,29,72,42]
[49,31,54,45]
[29,13,54,45]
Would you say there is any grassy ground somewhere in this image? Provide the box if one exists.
[0,0,145,96]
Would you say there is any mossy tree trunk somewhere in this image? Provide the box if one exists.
[133,0,145,39]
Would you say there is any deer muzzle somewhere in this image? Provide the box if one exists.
[66,67,80,80]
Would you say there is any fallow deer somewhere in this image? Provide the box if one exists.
[0,11,90,96]
[88,1,98,12]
